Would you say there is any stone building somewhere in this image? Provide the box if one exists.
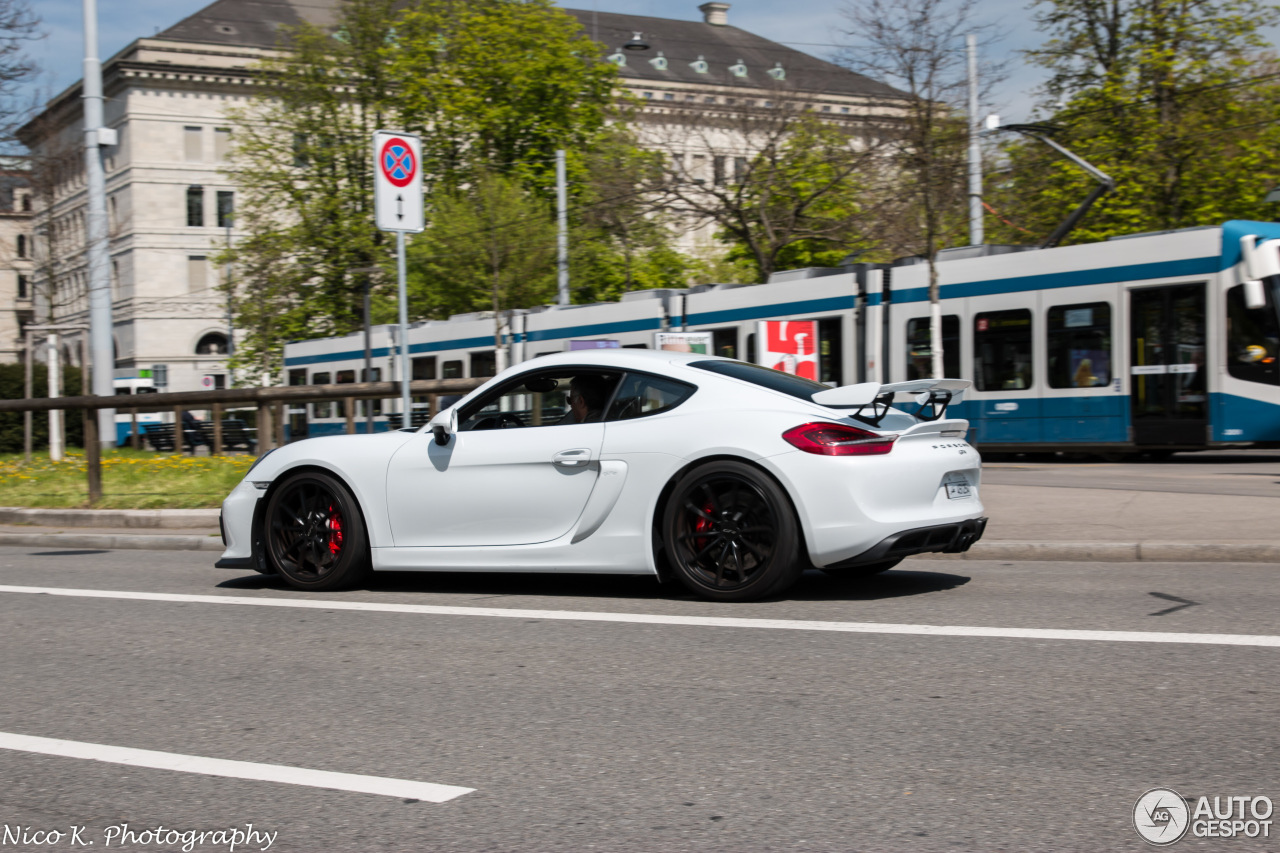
[0,160,33,364]
[16,0,903,390]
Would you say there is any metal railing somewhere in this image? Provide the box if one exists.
[0,378,485,504]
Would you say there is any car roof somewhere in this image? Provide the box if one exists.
[514,348,728,373]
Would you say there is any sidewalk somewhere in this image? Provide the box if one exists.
[0,482,1275,562]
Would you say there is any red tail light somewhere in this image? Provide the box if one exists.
[782,422,897,456]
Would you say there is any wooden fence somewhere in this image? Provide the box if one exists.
[0,378,485,504]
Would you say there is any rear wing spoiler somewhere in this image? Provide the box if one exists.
[812,379,971,427]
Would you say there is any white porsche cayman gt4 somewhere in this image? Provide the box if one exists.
[217,350,986,602]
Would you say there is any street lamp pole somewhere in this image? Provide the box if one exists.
[82,0,115,448]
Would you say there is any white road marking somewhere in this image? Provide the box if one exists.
[0,731,474,802]
[0,583,1278,647]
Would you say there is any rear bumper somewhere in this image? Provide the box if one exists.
[825,517,987,569]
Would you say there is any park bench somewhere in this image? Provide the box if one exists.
[198,419,257,452]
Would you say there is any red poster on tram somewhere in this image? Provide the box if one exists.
[757,320,818,380]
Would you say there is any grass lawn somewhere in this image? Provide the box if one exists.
[0,449,256,509]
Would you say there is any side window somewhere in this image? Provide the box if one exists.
[442,359,464,379]
[606,372,697,421]
[974,309,1033,391]
[1047,302,1112,388]
[711,328,737,359]
[458,370,621,430]
[906,315,959,380]
[1226,284,1280,385]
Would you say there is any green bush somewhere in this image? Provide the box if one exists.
[0,362,85,453]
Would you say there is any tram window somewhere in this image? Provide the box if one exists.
[906,316,959,380]
[974,309,1033,391]
[1226,284,1280,385]
[360,368,383,416]
[442,360,464,379]
[1047,302,1112,388]
[746,333,756,365]
[312,371,331,419]
[471,351,497,377]
[288,369,307,386]
[412,356,436,380]
[333,370,356,419]
[711,328,737,359]
[818,318,843,385]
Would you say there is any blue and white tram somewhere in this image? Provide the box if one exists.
[883,219,1280,451]
[282,219,1280,452]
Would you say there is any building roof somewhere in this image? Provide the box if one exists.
[562,8,903,100]
[154,0,903,100]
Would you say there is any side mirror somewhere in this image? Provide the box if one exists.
[427,408,457,446]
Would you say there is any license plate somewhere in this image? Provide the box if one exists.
[944,479,972,500]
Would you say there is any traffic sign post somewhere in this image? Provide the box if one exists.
[373,130,424,427]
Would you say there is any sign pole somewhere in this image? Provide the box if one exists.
[373,129,424,430]
[397,230,410,426]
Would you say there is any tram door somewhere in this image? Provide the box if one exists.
[1129,284,1207,445]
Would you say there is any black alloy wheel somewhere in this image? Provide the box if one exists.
[662,461,803,602]
[265,471,369,591]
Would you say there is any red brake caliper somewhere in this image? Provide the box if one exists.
[327,505,343,555]
[693,503,715,554]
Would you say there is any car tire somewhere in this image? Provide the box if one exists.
[820,557,903,577]
[265,471,369,591]
[662,460,803,602]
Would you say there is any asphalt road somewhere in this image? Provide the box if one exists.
[0,547,1277,852]
[981,449,1280,498]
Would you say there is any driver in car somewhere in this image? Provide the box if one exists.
[564,376,610,424]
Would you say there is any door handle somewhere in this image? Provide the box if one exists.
[552,448,592,467]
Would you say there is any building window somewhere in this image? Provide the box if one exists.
[704,95,716,104]
[196,332,229,355]
[821,105,831,113]
[840,107,851,114]
[216,191,234,228]
[214,128,232,162]
[186,186,204,227]
[16,234,25,258]
[974,309,1033,391]
[713,155,726,186]
[184,126,203,161]
[642,91,653,99]
[1047,302,1112,387]
[188,256,208,292]
[906,316,960,380]
[734,157,748,182]
[663,92,675,101]
[17,273,27,299]
[19,193,30,212]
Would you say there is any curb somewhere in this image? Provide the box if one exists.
[915,541,1280,563]
[0,507,219,530]
[0,534,1274,562]
[0,533,224,552]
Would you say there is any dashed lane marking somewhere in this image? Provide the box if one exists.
[0,731,474,802]
[0,583,1277,647]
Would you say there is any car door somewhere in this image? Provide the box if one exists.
[385,368,618,547]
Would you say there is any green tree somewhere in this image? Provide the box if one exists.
[658,107,885,283]
[406,171,557,362]
[987,0,1280,244]
[570,128,698,302]
[839,0,993,377]
[222,0,620,378]
[392,0,617,195]
[221,0,402,381]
